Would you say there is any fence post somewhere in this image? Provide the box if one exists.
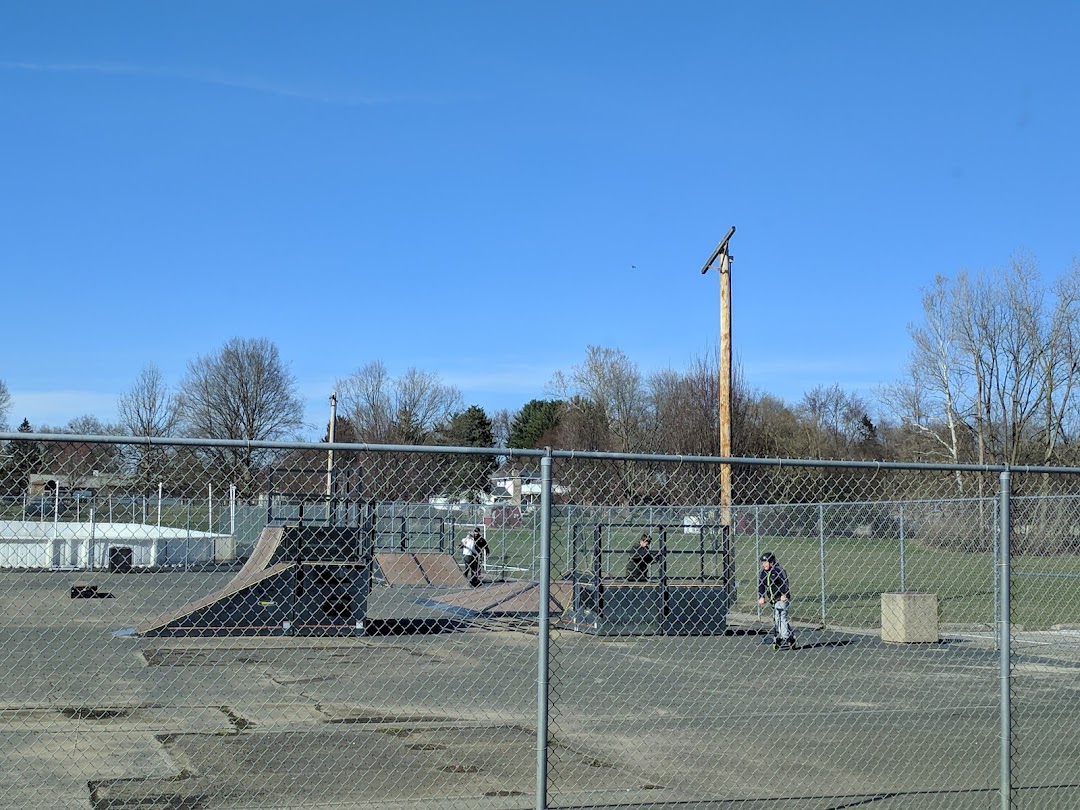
[754,506,761,622]
[185,501,191,570]
[992,495,1001,652]
[568,519,577,585]
[88,507,96,569]
[535,452,553,810]
[898,503,906,592]
[998,470,1012,810]
[818,503,827,627]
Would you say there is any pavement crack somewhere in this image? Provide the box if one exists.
[220,706,255,733]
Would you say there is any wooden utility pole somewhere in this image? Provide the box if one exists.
[700,226,735,527]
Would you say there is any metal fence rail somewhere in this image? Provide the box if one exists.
[2,432,1080,809]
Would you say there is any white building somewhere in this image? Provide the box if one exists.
[489,469,568,506]
[0,521,235,570]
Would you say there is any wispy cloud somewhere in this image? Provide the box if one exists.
[0,60,391,106]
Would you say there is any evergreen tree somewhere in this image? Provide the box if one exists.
[442,405,495,448]
[438,406,497,499]
[508,399,563,449]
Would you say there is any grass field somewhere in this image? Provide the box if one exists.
[480,523,1080,632]
[6,498,1077,632]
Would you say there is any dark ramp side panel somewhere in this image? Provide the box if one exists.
[130,525,371,637]
[293,526,362,562]
[135,562,296,636]
[293,563,369,633]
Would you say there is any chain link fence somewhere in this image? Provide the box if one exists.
[1,433,1079,808]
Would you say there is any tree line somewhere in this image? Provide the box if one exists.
[4,257,1080,506]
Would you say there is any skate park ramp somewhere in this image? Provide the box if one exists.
[374,551,466,586]
[129,525,369,637]
[133,560,296,636]
[241,525,286,570]
[424,579,572,617]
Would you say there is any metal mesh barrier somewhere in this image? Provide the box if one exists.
[1,434,1079,809]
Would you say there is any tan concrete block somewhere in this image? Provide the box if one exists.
[881,591,939,643]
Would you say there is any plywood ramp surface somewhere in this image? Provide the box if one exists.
[428,580,571,616]
[413,552,466,585]
[374,553,427,585]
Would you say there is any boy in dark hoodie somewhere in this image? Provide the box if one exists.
[758,552,796,649]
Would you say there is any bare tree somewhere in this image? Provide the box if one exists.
[1009,257,1080,466]
[549,346,650,454]
[548,346,658,504]
[336,362,461,444]
[337,361,395,442]
[678,348,802,462]
[677,352,721,455]
[892,257,1080,470]
[647,348,767,460]
[117,365,182,491]
[394,368,463,443]
[491,407,514,450]
[0,378,11,431]
[1042,262,1080,464]
[179,338,304,441]
[899,274,972,464]
[742,393,802,458]
[549,395,610,452]
[797,384,872,458]
[177,337,305,492]
[646,366,683,452]
[118,365,180,437]
[334,363,462,500]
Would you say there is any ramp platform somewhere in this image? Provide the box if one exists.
[424,580,572,617]
[131,525,371,637]
[561,579,730,636]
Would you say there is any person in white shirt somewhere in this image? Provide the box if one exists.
[461,526,482,586]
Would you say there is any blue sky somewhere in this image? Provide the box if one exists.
[3,2,1078,437]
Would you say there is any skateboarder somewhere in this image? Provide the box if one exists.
[758,552,796,649]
